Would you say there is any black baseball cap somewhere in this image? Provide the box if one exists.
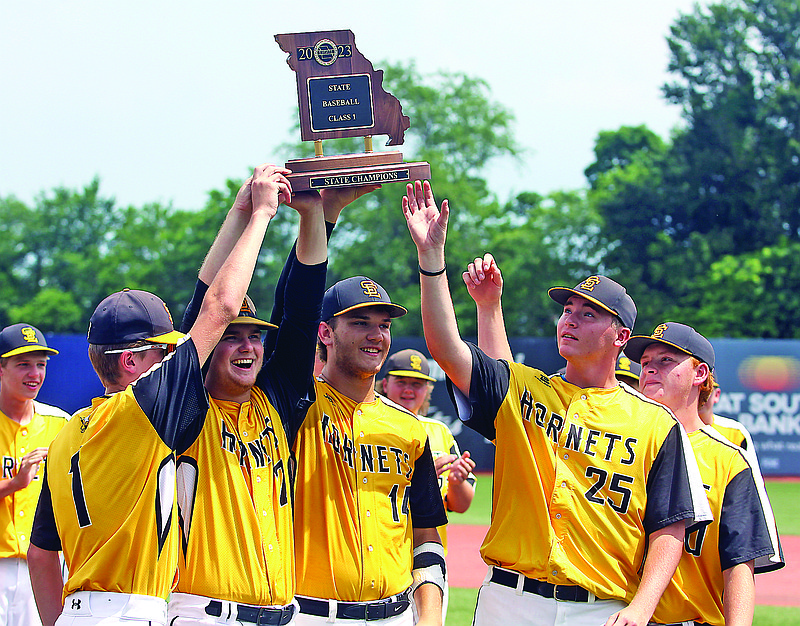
[615,353,641,383]
[384,349,436,382]
[88,289,185,345]
[548,275,637,329]
[625,322,715,369]
[230,295,277,329]
[321,276,407,321]
[0,323,59,358]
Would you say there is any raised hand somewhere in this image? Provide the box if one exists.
[231,175,254,217]
[463,253,504,308]
[320,185,381,223]
[447,451,476,485]
[14,448,48,489]
[402,180,449,257]
[286,190,324,217]
[251,164,293,219]
[434,453,457,477]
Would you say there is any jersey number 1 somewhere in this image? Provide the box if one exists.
[69,451,92,527]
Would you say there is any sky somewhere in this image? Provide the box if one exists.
[1,0,708,211]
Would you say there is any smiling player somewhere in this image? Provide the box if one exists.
[0,324,68,626]
[403,179,711,626]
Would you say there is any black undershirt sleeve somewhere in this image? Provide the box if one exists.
[409,440,448,529]
[30,465,62,551]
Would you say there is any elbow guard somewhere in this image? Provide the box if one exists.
[411,541,446,596]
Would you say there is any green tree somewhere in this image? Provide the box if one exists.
[587,0,800,336]
[678,240,800,338]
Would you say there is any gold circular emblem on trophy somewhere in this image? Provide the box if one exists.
[313,39,338,66]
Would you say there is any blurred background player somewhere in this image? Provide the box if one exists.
[613,354,640,391]
[379,348,476,621]
[625,322,777,626]
[699,382,784,572]
[0,324,68,626]
[292,277,447,626]
[404,181,711,626]
[27,163,287,626]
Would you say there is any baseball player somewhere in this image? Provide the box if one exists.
[613,354,641,390]
[701,383,748,448]
[291,277,448,626]
[625,322,777,626]
[403,180,712,626]
[699,384,784,573]
[379,349,477,622]
[0,324,69,626]
[168,184,371,625]
[26,164,289,626]
[464,254,644,397]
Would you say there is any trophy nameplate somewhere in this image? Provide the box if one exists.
[275,30,431,191]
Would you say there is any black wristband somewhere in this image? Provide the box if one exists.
[419,264,446,277]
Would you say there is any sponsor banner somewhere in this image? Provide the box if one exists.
[712,339,800,476]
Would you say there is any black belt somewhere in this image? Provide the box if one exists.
[205,600,295,625]
[490,568,591,602]
[297,593,410,621]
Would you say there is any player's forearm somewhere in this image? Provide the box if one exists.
[627,521,685,622]
[0,476,23,498]
[295,205,327,266]
[413,582,443,626]
[27,544,64,626]
[723,561,755,626]
[476,302,513,362]
[193,211,273,364]
[419,269,473,395]
[198,206,250,285]
[446,479,475,514]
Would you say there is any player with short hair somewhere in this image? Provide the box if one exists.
[403,180,712,626]
[168,183,371,626]
[0,324,69,626]
[292,277,447,626]
[26,163,290,626]
[625,322,778,626]
[379,348,476,622]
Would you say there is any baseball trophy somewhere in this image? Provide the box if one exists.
[275,30,431,191]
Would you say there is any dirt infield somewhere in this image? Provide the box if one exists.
[446,525,799,607]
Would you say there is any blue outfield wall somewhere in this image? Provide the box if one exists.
[35,335,800,476]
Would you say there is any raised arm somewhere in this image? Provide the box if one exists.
[197,174,256,285]
[403,181,473,395]
[263,185,379,356]
[285,191,327,266]
[463,253,512,361]
[189,163,290,365]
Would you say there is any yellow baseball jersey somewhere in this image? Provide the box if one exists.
[175,260,327,606]
[293,379,447,602]
[175,390,295,605]
[450,344,711,602]
[417,415,476,552]
[704,419,784,573]
[0,402,68,559]
[710,414,748,449]
[652,430,773,625]
[30,337,208,600]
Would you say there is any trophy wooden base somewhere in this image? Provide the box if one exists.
[285,151,431,192]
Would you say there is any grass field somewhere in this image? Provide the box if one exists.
[445,474,800,626]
